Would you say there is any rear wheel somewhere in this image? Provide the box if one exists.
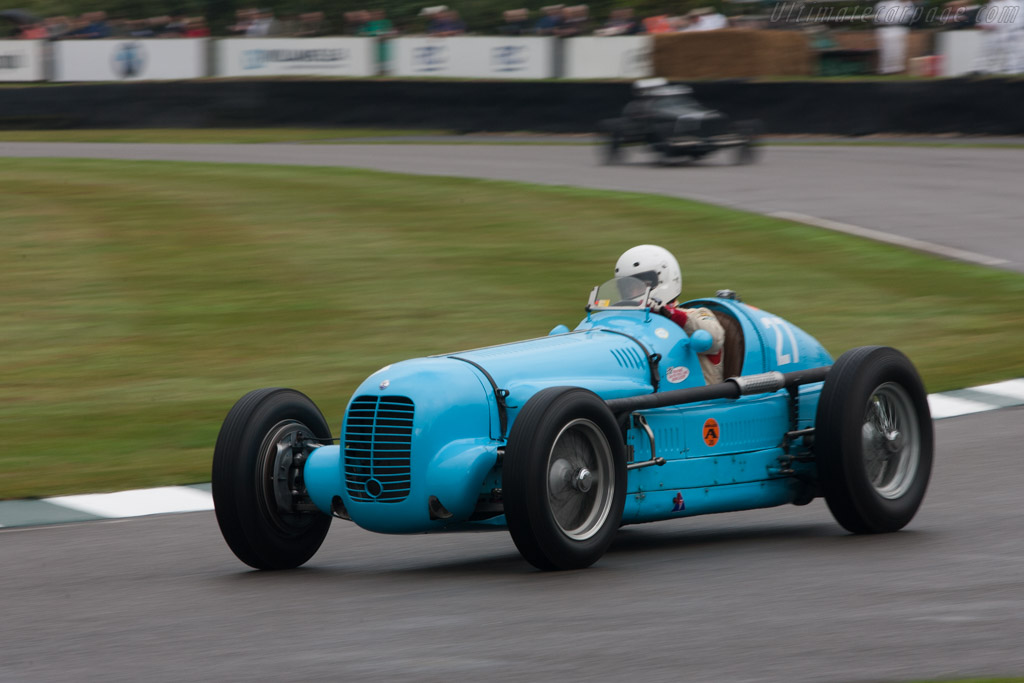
[504,387,626,570]
[815,347,933,534]
[212,388,332,569]
[734,142,758,165]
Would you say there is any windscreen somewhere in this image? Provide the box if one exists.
[649,94,701,114]
[587,276,651,311]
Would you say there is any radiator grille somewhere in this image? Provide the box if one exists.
[700,114,730,138]
[344,395,414,503]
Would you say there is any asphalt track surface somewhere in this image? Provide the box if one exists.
[2,409,1022,683]
[3,141,1023,682]
[2,140,1023,271]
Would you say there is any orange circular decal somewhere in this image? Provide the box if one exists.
[702,418,720,447]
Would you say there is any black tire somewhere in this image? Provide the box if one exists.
[212,388,332,570]
[654,144,675,167]
[733,119,762,165]
[504,387,627,570]
[602,132,624,165]
[734,142,759,165]
[815,346,933,534]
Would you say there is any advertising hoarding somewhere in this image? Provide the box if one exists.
[217,38,377,77]
[54,39,207,82]
[563,36,653,79]
[390,36,555,79]
[937,30,982,77]
[0,40,45,82]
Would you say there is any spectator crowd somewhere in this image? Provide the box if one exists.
[7,4,738,41]
[6,1,1023,76]
[13,11,211,39]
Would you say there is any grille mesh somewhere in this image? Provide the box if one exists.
[344,395,414,503]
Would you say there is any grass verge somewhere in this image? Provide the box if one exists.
[770,140,1024,149]
[2,158,1024,498]
[3,129,1024,148]
[0,128,451,144]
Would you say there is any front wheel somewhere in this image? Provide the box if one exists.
[733,119,762,165]
[602,132,625,165]
[734,142,759,165]
[815,347,933,534]
[504,387,626,570]
[212,388,333,569]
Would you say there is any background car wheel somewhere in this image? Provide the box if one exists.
[212,388,332,570]
[733,119,762,165]
[654,145,676,167]
[602,133,624,165]
[815,346,933,534]
[734,142,758,165]
[504,387,626,570]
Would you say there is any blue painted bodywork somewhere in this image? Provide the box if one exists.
[304,298,833,534]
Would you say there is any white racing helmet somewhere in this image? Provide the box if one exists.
[614,244,682,305]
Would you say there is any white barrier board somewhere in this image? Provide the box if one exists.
[0,40,45,82]
[937,30,983,77]
[54,39,207,82]
[217,38,377,77]
[563,36,653,79]
[390,36,555,79]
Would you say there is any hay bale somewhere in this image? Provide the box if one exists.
[652,30,813,78]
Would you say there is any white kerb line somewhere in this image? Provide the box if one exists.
[769,211,1010,268]
[970,378,1024,401]
[927,393,997,419]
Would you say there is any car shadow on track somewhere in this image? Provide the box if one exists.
[209,521,870,580]
[607,521,836,554]
[208,519,932,579]
[606,521,934,560]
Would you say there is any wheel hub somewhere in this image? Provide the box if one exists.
[861,383,921,500]
[548,458,573,495]
[545,419,616,542]
[884,429,903,453]
[548,460,597,494]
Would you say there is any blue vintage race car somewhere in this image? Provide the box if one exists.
[213,277,933,571]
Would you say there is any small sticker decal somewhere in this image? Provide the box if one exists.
[666,366,690,384]
[703,418,720,447]
[655,327,670,339]
[595,299,611,307]
[672,492,686,512]
[379,379,390,390]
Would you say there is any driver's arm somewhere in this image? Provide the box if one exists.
[663,305,725,356]
[661,303,689,328]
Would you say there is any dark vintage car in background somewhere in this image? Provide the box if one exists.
[599,78,761,165]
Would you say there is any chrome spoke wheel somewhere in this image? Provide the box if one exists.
[861,382,920,500]
[546,418,614,541]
